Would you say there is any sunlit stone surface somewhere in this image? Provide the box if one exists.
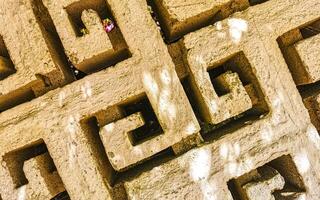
[0,0,320,200]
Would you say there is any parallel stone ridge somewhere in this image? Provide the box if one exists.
[0,0,320,200]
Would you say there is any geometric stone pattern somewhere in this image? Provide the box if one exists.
[229,155,306,200]
[2,141,67,200]
[23,153,66,200]
[278,15,320,135]
[278,19,320,86]
[96,98,202,171]
[151,0,250,41]
[186,53,254,125]
[44,0,130,74]
[0,0,320,200]
[235,166,286,200]
[0,0,74,112]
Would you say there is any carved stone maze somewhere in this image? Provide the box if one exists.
[0,0,320,200]
[3,140,69,199]
[228,155,306,200]
[278,18,320,134]
[45,0,131,74]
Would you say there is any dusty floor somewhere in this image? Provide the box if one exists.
[0,0,320,199]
